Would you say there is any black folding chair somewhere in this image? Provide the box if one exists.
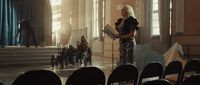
[180,60,200,83]
[138,62,163,85]
[142,79,171,85]
[107,64,138,85]
[182,74,200,85]
[66,67,105,85]
[162,61,182,85]
[12,70,62,85]
[0,81,2,85]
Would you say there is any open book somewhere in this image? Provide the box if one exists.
[102,24,118,39]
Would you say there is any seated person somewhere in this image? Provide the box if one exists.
[76,41,82,64]
[80,36,92,66]
[51,46,68,69]
[67,45,76,66]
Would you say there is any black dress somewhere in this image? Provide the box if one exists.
[115,16,139,65]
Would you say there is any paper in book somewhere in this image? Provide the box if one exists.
[102,24,118,39]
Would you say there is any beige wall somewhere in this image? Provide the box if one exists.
[172,0,200,57]
[184,0,200,34]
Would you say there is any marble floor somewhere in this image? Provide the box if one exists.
[0,56,119,85]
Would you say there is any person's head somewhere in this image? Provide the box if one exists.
[81,35,85,38]
[81,36,85,39]
[121,5,136,18]
[81,36,85,42]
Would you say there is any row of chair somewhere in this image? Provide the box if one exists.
[5,60,200,85]
[141,75,200,85]
[115,59,200,85]
[66,60,200,85]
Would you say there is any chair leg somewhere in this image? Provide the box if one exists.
[51,55,55,69]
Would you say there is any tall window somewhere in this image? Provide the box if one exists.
[92,0,99,38]
[169,0,172,35]
[152,0,160,36]
[102,0,105,30]
[50,0,61,45]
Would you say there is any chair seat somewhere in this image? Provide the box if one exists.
[165,76,177,85]
[142,77,160,84]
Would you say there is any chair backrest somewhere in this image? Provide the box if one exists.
[0,81,2,85]
[12,70,62,85]
[142,79,171,85]
[107,64,138,85]
[162,61,182,85]
[183,60,200,73]
[180,60,200,83]
[182,74,200,85]
[138,62,163,85]
[66,67,105,85]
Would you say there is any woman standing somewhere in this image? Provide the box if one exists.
[115,5,139,65]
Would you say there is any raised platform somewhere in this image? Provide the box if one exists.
[0,46,59,67]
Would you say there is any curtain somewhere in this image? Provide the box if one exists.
[14,0,52,46]
[143,0,153,43]
[172,0,184,33]
[134,0,153,43]
[159,0,170,44]
[0,0,18,46]
[98,0,104,41]
[135,0,145,43]
[84,0,93,47]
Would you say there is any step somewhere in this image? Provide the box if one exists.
[0,57,51,63]
[0,46,59,68]
[0,61,51,67]
[0,55,52,59]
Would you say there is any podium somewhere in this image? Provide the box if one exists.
[103,35,115,71]
[111,38,115,70]
[102,24,117,70]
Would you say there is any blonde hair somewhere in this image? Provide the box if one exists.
[122,5,136,18]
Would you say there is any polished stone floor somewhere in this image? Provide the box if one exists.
[0,56,119,85]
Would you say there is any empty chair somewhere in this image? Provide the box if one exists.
[182,74,200,85]
[180,60,200,83]
[138,62,163,85]
[142,79,171,85]
[66,67,105,85]
[162,61,182,85]
[12,70,62,85]
[107,64,138,85]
